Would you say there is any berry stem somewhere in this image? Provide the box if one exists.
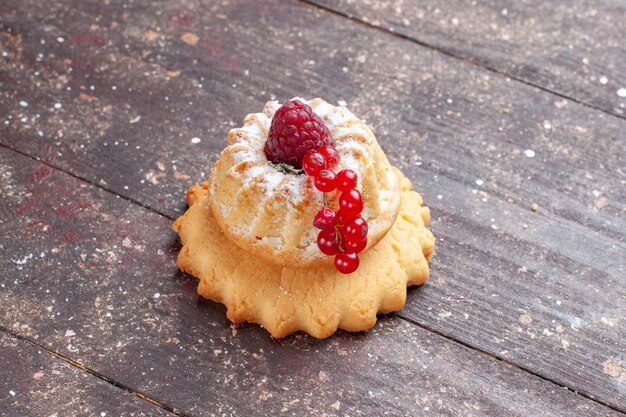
[270,162,304,175]
[334,225,343,251]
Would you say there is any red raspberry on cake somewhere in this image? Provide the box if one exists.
[264,100,334,169]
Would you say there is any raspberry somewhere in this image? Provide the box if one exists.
[264,100,333,169]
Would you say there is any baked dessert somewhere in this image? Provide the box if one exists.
[173,98,435,338]
[209,98,401,268]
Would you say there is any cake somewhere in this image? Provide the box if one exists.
[209,98,401,268]
[173,170,434,338]
[173,97,435,338]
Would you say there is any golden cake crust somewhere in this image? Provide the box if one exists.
[173,168,434,339]
[208,98,402,268]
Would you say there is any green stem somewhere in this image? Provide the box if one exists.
[270,162,304,175]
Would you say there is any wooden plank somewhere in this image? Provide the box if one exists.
[1,0,625,410]
[0,148,623,417]
[308,0,626,118]
[0,332,173,417]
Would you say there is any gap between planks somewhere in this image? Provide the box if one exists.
[0,143,175,221]
[0,325,186,417]
[297,0,626,122]
[2,143,625,415]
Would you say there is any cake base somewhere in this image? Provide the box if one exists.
[173,169,435,339]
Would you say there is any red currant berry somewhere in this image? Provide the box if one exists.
[335,210,346,225]
[339,189,363,217]
[318,146,341,170]
[334,210,347,234]
[334,252,360,274]
[313,206,336,230]
[343,216,368,243]
[314,169,337,193]
[336,169,358,192]
[317,228,340,256]
[302,150,327,177]
[345,236,367,253]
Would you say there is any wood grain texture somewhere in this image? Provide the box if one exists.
[0,147,622,417]
[0,332,173,417]
[308,0,626,118]
[1,0,625,412]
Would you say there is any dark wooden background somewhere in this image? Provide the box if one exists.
[1,0,624,416]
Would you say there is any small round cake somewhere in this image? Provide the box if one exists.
[209,98,401,268]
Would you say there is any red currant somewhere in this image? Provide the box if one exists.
[339,188,363,217]
[317,228,340,256]
[305,142,365,274]
[314,169,337,193]
[313,206,336,230]
[318,146,341,170]
[345,236,367,253]
[336,169,358,192]
[334,252,360,274]
[333,210,347,234]
[343,216,368,243]
[334,210,346,225]
[302,150,327,176]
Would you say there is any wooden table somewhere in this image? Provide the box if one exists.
[1,0,624,415]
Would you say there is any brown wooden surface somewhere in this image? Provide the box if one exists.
[1,0,625,415]
[0,332,173,416]
[0,146,621,417]
[309,0,626,118]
